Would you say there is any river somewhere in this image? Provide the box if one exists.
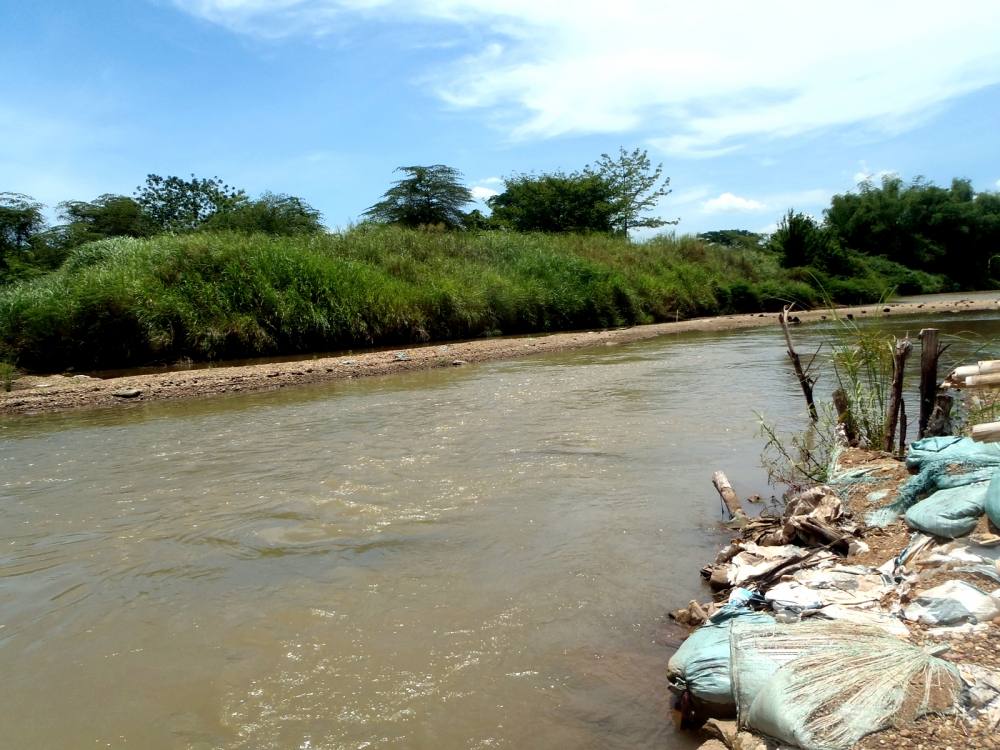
[2,311,998,749]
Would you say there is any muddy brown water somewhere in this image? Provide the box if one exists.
[2,313,998,749]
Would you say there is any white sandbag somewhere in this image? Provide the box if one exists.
[902,579,1000,625]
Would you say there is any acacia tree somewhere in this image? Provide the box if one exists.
[135,174,246,232]
[57,194,156,247]
[363,165,472,229]
[589,147,678,236]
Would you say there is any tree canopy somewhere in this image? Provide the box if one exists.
[202,192,323,235]
[58,194,156,248]
[135,174,247,232]
[588,147,677,236]
[487,172,615,233]
[0,192,46,277]
[363,165,473,229]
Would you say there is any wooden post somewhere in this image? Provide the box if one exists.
[712,471,744,519]
[966,373,1000,388]
[897,398,907,457]
[779,305,818,422]
[918,328,941,439]
[883,337,912,453]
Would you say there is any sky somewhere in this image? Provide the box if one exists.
[3,0,1000,235]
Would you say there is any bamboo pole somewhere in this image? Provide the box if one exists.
[966,373,1000,388]
[883,337,912,453]
[779,305,818,422]
[972,421,1000,443]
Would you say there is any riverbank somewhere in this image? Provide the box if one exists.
[671,445,1000,750]
[3,295,999,416]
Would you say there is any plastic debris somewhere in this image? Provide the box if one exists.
[902,579,1000,625]
[729,621,962,750]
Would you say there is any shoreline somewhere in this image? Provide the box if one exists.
[3,295,998,416]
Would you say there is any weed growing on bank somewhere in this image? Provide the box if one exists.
[0,227,941,372]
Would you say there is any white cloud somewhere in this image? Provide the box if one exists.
[470,185,499,201]
[173,1,1000,155]
[995,178,1000,188]
[853,161,898,185]
[702,192,767,213]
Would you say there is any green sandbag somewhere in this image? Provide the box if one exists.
[667,608,773,710]
[904,482,988,538]
[987,469,1000,529]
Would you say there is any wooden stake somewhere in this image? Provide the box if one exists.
[883,337,912,453]
[779,305,818,422]
[918,328,941,439]
[712,471,744,519]
[926,393,954,437]
[898,398,907,457]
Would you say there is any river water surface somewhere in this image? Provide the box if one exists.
[2,312,998,749]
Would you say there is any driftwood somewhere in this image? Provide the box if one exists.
[925,393,954,437]
[882,337,912,453]
[918,328,947,438]
[832,388,858,446]
[965,373,1000,388]
[779,305,818,422]
[712,471,745,521]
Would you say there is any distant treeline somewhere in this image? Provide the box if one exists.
[0,165,996,371]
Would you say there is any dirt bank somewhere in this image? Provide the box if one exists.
[3,295,998,416]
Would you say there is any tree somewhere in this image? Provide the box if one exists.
[201,192,323,235]
[135,174,246,232]
[487,172,616,233]
[0,192,46,276]
[769,210,850,273]
[363,165,472,229]
[697,229,765,250]
[589,147,678,236]
[57,194,156,247]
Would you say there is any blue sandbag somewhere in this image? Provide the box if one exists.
[667,607,773,710]
[903,482,988,538]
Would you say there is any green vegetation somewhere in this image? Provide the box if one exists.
[487,172,616,232]
[0,227,845,372]
[0,361,16,392]
[1,161,996,374]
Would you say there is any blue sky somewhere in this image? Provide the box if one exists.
[3,0,1000,235]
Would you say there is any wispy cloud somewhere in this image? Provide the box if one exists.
[702,192,767,213]
[174,1,1000,155]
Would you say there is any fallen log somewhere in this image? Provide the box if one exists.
[972,421,1000,444]
[712,471,745,520]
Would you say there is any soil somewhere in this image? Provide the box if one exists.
[5,296,999,416]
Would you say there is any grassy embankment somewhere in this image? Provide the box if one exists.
[0,227,945,372]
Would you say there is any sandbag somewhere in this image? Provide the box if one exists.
[987,468,1000,529]
[666,608,772,711]
[730,620,961,750]
[903,481,988,538]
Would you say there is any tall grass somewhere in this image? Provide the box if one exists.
[0,227,930,372]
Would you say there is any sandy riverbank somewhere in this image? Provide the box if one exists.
[3,295,998,416]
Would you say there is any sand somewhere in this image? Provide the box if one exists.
[3,295,998,416]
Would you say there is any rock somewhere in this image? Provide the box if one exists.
[112,389,141,399]
[697,741,729,750]
[704,718,738,745]
[394,351,412,361]
[451,359,468,366]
